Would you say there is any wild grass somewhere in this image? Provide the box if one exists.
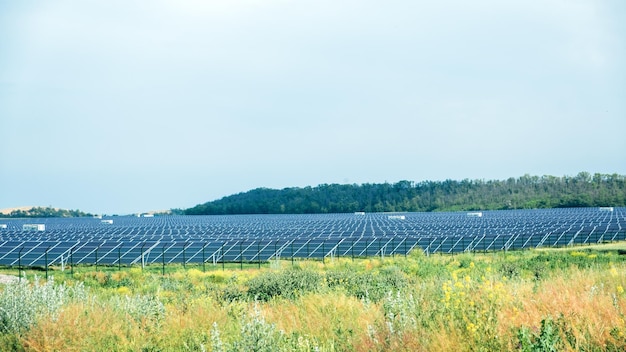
[1,245,626,351]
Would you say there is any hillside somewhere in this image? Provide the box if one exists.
[185,172,626,215]
[0,206,37,215]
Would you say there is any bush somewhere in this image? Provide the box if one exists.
[246,269,321,301]
[110,294,165,330]
[324,266,408,302]
[517,315,576,352]
[211,304,318,352]
[0,276,87,334]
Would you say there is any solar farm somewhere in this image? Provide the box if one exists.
[0,207,624,269]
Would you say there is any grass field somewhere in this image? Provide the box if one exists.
[1,243,626,351]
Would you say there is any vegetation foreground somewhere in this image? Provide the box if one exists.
[2,245,626,351]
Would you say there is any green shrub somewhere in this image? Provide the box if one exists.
[325,266,408,302]
[382,291,419,335]
[218,285,245,303]
[517,315,574,352]
[0,276,87,334]
[246,269,321,301]
[110,293,165,330]
[211,304,318,352]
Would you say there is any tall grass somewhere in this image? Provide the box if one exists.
[1,247,626,351]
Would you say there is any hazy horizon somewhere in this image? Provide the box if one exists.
[2,1,625,214]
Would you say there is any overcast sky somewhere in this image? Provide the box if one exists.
[1,0,624,215]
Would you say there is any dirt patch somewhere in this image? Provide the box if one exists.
[0,206,36,215]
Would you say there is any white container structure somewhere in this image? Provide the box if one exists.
[599,207,614,212]
[101,219,114,224]
[388,215,406,220]
[23,224,45,231]
[0,224,7,229]
[467,212,483,217]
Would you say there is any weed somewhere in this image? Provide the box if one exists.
[110,293,165,330]
[0,276,86,334]
[211,304,319,352]
[246,269,321,301]
[517,316,563,352]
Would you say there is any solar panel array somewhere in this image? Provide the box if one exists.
[0,207,624,268]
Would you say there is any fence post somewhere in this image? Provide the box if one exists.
[473,236,477,254]
[221,243,225,271]
[162,243,166,275]
[141,242,147,270]
[118,245,122,271]
[274,241,277,262]
[351,239,355,261]
[504,235,508,253]
[322,240,325,264]
[45,246,50,280]
[404,237,407,257]
[257,241,261,269]
[182,242,186,269]
[95,246,99,272]
[184,241,189,269]
[240,241,243,270]
[18,246,24,281]
[428,238,433,256]
[202,243,206,272]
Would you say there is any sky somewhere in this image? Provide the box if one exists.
[1,0,625,215]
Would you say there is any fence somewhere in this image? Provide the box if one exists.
[4,230,625,279]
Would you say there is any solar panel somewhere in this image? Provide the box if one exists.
[0,207,624,267]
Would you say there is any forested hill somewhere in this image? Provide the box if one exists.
[184,172,626,215]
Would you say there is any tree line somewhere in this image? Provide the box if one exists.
[184,172,626,215]
[0,207,93,218]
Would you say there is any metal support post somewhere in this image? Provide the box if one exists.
[45,246,50,279]
[18,246,24,281]
[202,243,206,272]
[162,244,166,275]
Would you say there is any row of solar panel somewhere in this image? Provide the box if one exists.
[1,230,624,267]
[1,207,621,231]
[0,207,624,267]
[1,214,622,239]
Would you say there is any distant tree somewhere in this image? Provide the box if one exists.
[0,207,92,218]
[183,172,626,215]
